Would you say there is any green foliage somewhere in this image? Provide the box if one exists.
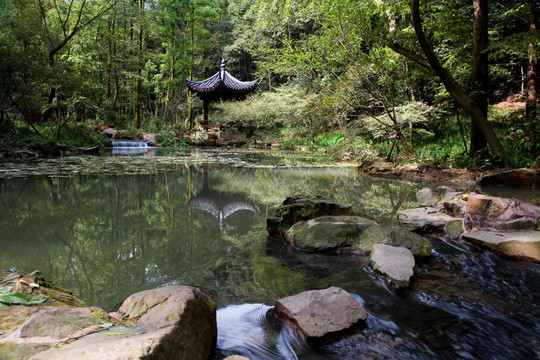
[214,84,317,139]
[0,286,45,308]
[0,121,108,150]
[156,131,189,147]
[310,131,345,149]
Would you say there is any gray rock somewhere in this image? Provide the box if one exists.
[284,215,376,251]
[354,225,433,258]
[369,244,415,288]
[462,230,540,262]
[416,186,461,207]
[273,287,367,345]
[397,208,463,236]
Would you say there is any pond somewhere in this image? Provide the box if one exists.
[0,148,538,359]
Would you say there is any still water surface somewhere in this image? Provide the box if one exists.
[0,149,538,359]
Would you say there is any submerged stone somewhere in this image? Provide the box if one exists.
[369,244,415,288]
[273,287,367,346]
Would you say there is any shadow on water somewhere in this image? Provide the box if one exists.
[0,150,539,359]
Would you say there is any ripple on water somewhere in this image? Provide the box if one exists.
[217,303,313,360]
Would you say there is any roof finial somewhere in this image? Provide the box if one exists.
[221,57,226,70]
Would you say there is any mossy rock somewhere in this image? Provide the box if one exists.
[354,225,433,258]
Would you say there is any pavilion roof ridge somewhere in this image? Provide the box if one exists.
[186,58,260,94]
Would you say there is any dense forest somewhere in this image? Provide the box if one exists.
[0,0,538,168]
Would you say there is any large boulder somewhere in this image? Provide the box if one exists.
[284,215,376,251]
[1,284,217,360]
[267,197,367,239]
[369,244,415,288]
[462,230,540,262]
[273,287,367,346]
[465,194,540,231]
[354,225,433,258]
[479,169,540,188]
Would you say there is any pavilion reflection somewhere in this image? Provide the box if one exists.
[186,164,261,233]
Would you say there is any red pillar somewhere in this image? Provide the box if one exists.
[202,99,209,129]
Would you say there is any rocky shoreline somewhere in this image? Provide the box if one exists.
[1,190,539,359]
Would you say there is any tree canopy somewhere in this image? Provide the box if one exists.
[0,0,538,167]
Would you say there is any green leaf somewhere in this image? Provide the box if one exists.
[0,286,46,307]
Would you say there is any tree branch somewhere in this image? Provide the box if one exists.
[388,41,433,71]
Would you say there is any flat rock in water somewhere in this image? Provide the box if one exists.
[284,215,376,251]
[462,230,540,262]
[369,244,415,288]
[353,225,433,258]
[273,287,367,345]
[267,197,362,239]
[397,208,463,236]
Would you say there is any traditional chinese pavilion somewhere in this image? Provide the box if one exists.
[186,58,260,128]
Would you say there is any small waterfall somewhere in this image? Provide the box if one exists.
[111,140,149,154]
[111,140,148,148]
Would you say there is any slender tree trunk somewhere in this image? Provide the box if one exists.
[187,6,195,130]
[470,0,489,153]
[526,0,538,157]
[410,0,511,168]
[134,0,144,129]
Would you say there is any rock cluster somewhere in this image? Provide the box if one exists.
[397,187,540,262]
[1,271,370,360]
[268,197,433,288]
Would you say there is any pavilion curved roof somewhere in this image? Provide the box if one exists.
[185,59,260,95]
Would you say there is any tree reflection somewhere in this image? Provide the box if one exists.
[0,162,417,310]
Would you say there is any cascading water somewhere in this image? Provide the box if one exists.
[111,140,148,148]
[111,140,149,154]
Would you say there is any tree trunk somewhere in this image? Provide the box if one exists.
[187,6,195,130]
[410,0,511,168]
[470,0,488,153]
[526,0,538,157]
[134,0,144,129]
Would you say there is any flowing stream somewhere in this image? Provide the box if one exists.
[0,148,538,359]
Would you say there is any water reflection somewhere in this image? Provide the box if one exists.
[1,154,538,359]
[0,163,414,311]
[187,165,260,232]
